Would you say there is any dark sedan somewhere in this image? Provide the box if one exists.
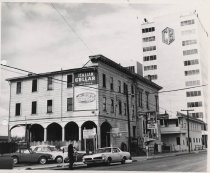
[9,148,53,165]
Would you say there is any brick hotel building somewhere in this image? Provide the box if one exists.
[7,55,162,152]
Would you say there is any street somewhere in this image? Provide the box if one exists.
[52,152,207,172]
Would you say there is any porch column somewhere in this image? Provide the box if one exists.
[44,128,47,142]
[79,126,82,141]
[62,127,65,141]
[97,125,101,148]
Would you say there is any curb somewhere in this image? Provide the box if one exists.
[133,150,205,161]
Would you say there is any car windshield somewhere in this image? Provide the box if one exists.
[96,148,111,153]
[48,146,59,151]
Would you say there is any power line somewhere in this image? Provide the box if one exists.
[50,3,93,54]
[1,63,206,116]
[153,84,208,94]
[1,64,175,115]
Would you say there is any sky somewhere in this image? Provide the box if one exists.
[1,0,210,136]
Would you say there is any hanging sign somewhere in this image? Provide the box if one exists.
[83,128,96,139]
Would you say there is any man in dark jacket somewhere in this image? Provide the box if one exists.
[68,144,74,169]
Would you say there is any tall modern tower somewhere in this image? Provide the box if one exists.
[141,11,208,123]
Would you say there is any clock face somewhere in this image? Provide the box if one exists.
[162,27,175,45]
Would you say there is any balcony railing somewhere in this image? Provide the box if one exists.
[160,126,186,134]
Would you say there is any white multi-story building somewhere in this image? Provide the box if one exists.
[141,11,208,124]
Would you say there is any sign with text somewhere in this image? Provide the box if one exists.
[83,128,96,139]
[74,86,98,111]
[74,71,97,86]
[147,123,157,129]
[157,113,169,120]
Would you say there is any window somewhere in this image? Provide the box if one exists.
[47,100,53,113]
[187,101,202,108]
[146,92,149,109]
[102,74,106,88]
[184,59,199,66]
[185,80,200,86]
[143,46,156,52]
[118,100,122,115]
[31,101,37,114]
[118,80,121,93]
[182,39,197,46]
[132,105,135,117]
[190,112,203,118]
[155,95,158,112]
[144,65,157,71]
[181,19,195,26]
[143,55,157,61]
[176,137,180,145]
[142,36,155,42]
[67,74,73,88]
[139,90,143,107]
[142,27,155,33]
[131,85,134,96]
[102,97,106,111]
[186,91,201,97]
[124,103,127,116]
[110,77,114,90]
[16,81,21,94]
[181,29,196,35]
[123,83,127,94]
[67,98,73,111]
[15,103,21,116]
[185,69,199,76]
[183,49,198,55]
[32,79,37,92]
[193,138,195,143]
[111,99,114,113]
[144,75,158,80]
[47,77,53,90]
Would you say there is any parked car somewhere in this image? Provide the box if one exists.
[32,145,67,163]
[60,146,86,162]
[9,148,53,165]
[82,147,131,167]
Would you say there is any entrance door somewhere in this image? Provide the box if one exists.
[86,139,94,153]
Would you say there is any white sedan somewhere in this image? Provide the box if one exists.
[83,147,131,166]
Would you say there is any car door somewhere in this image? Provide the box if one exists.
[20,149,32,163]
[112,148,121,162]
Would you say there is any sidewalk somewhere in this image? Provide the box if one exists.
[132,149,207,162]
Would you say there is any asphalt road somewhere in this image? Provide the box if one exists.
[76,152,207,172]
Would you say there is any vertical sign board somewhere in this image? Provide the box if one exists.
[74,71,98,111]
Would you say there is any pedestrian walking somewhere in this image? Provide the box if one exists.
[68,144,74,170]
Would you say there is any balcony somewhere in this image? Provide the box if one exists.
[160,126,186,134]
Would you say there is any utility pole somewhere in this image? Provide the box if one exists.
[181,109,194,153]
[125,84,131,152]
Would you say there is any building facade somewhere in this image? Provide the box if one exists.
[141,11,208,124]
[160,112,206,151]
[7,55,162,152]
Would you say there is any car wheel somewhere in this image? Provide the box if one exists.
[106,157,112,166]
[56,156,63,163]
[12,156,19,165]
[121,156,126,164]
[39,156,47,165]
